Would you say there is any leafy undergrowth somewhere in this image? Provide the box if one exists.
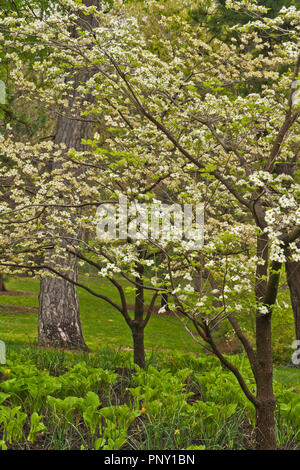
[0,346,299,450]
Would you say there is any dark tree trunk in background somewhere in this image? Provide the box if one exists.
[286,247,300,342]
[0,274,6,292]
[38,0,100,351]
[275,155,300,342]
[161,292,170,312]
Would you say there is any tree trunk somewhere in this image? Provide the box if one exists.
[38,0,100,351]
[275,155,300,342]
[255,314,276,450]
[161,292,170,312]
[254,233,276,449]
[131,255,146,368]
[132,324,145,369]
[286,252,300,342]
[38,261,87,351]
[0,274,6,292]
[38,71,91,351]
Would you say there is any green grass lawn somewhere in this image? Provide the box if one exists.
[0,276,201,354]
[0,275,299,393]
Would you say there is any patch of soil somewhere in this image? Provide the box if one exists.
[0,304,38,315]
[0,290,37,296]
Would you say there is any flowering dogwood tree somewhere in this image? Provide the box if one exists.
[0,0,299,449]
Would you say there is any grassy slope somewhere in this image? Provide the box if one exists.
[0,276,201,354]
[274,367,300,392]
[0,276,299,392]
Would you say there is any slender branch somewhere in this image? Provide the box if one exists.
[143,292,158,327]
[203,323,259,407]
[228,314,257,380]
[0,262,125,315]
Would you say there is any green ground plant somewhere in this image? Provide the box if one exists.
[0,346,298,450]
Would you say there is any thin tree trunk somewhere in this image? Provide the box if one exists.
[275,156,300,342]
[254,233,276,449]
[255,314,276,449]
[131,256,146,368]
[38,0,100,351]
[132,324,145,369]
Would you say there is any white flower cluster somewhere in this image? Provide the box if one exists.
[225,0,267,13]
[269,239,286,263]
[289,242,300,262]
[258,305,269,315]
[249,171,273,188]
[98,263,121,277]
